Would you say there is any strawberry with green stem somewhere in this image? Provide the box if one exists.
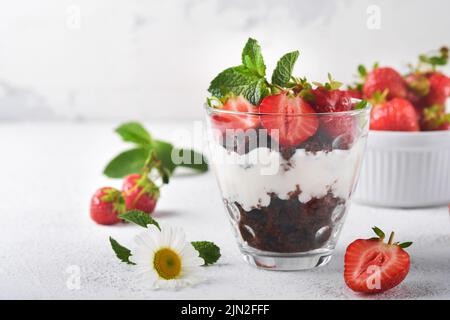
[344,226,412,294]
[363,66,407,100]
[405,47,450,111]
[90,187,126,225]
[122,151,170,215]
[420,104,450,131]
[368,90,419,131]
[307,74,358,142]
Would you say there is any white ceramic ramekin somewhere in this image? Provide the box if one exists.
[354,130,450,208]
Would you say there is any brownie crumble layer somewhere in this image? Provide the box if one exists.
[235,191,345,253]
[220,127,352,160]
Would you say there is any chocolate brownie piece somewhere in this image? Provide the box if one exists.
[237,191,345,253]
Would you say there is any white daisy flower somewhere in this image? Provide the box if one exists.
[132,225,205,289]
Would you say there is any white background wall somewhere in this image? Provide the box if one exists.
[0,0,449,121]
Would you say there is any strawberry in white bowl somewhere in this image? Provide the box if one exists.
[352,47,450,208]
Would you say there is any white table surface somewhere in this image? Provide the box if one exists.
[0,121,449,300]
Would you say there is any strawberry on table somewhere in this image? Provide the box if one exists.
[122,151,168,215]
[363,67,407,100]
[370,98,419,131]
[122,173,159,214]
[344,227,412,294]
[90,187,125,225]
[259,92,319,146]
[211,95,260,132]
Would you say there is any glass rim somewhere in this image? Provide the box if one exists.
[204,98,372,117]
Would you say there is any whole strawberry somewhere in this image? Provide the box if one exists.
[90,187,125,225]
[344,227,412,294]
[363,67,407,100]
[122,173,159,214]
[370,98,419,131]
[310,88,355,141]
[420,104,450,131]
[425,72,450,107]
[306,75,358,142]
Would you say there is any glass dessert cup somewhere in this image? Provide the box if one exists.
[205,103,371,270]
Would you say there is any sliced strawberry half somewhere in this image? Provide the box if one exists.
[259,93,318,146]
[344,227,412,294]
[211,96,260,132]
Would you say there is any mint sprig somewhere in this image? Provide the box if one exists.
[119,210,161,230]
[272,51,299,87]
[103,122,208,178]
[208,65,269,105]
[110,210,221,266]
[109,237,135,265]
[242,38,266,77]
[191,241,221,266]
[115,122,152,145]
[208,38,271,105]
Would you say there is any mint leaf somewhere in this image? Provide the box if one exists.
[358,64,367,77]
[271,51,299,87]
[103,148,148,178]
[109,237,135,265]
[115,122,152,145]
[173,148,208,173]
[208,66,268,105]
[242,38,266,77]
[151,139,177,174]
[119,210,161,230]
[191,241,221,266]
[355,100,368,110]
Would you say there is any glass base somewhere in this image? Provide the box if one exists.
[240,247,333,271]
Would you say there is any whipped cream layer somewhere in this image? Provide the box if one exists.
[210,142,365,211]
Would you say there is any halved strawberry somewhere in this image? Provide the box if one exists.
[344,227,412,294]
[211,96,260,132]
[259,93,318,146]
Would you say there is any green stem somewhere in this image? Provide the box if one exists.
[388,232,395,245]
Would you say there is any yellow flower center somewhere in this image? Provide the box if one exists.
[153,248,182,280]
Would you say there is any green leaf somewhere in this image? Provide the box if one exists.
[119,210,161,230]
[103,148,148,178]
[109,237,135,265]
[172,148,209,172]
[191,241,221,266]
[358,64,367,77]
[242,38,266,77]
[372,226,385,239]
[208,66,269,105]
[271,51,299,87]
[398,242,413,249]
[152,139,177,174]
[115,122,152,145]
[355,100,368,110]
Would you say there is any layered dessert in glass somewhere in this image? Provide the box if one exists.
[205,38,370,270]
